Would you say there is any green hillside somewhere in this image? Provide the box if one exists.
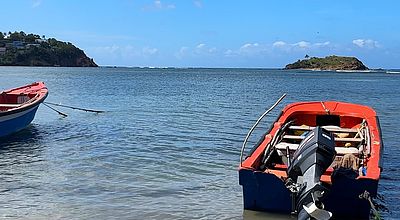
[0,31,97,67]
[285,55,368,70]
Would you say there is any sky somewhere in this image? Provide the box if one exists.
[1,0,399,68]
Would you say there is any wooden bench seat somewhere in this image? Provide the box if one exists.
[275,142,359,155]
[283,135,363,142]
[289,125,358,133]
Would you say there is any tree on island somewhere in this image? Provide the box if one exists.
[285,55,368,70]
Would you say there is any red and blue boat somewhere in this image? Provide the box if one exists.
[0,82,48,137]
[239,96,383,219]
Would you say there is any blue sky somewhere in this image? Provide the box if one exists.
[1,0,399,68]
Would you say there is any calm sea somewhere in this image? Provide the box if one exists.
[0,67,399,219]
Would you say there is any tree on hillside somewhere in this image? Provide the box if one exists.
[0,31,97,67]
[9,31,26,41]
[25,33,40,43]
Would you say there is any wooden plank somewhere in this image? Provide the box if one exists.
[275,142,298,150]
[275,142,359,155]
[283,135,363,142]
[289,125,358,133]
[335,147,359,155]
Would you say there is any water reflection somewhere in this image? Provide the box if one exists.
[243,210,295,220]
[0,125,41,147]
[0,125,44,166]
[0,125,50,218]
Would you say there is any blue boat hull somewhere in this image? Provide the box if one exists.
[0,105,40,137]
[239,169,378,219]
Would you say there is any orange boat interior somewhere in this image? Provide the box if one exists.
[242,103,381,185]
[0,82,47,111]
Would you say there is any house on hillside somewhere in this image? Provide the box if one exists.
[35,39,46,43]
[26,43,40,48]
[13,41,24,49]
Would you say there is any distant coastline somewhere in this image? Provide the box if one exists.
[0,31,97,67]
[284,55,368,71]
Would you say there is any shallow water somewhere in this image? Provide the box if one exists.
[0,67,399,219]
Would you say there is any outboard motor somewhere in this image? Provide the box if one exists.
[287,127,336,220]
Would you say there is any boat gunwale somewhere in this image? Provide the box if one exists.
[0,82,48,117]
[239,101,383,181]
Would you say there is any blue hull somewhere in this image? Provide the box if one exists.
[0,105,40,137]
[239,169,378,219]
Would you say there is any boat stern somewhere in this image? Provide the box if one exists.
[239,168,292,213]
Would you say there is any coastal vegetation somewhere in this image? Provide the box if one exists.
[285,55,368,70]
[0,31,97,67]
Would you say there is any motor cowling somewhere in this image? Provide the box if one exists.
[287,127,336,220]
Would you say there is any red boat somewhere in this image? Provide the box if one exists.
[239,96,383,219]
[0,82,48,137]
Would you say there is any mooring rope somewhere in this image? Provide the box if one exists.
[44,102,105,113]
[43,103,68,117]
[359,190,381,220]
[320,101,330,114]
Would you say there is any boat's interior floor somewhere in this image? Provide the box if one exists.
[261,117,370,184]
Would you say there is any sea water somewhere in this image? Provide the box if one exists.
[0,67,398,219]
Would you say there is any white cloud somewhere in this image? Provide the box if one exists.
[175,43,218,59]
[224,49,236,57]
[240,43,259,50]
[352,39,366,47]
[314,41,331,47]
[352,39,379,49]
[175,46,189,59]
[174,40,334,63]
[142,47,158,56]
[32,0,41,8]
[272,41,287,48]
[272,41,331,51]
[293,41,311,49]
[194,43,217,55]
[239,43,263,55]
[196,43,206,49]
[93,45,121,54]
[90,45,158,60]
[143,0,175,11]
[154,0,162,8]
[166,4,176,9]
[236,43,273,58]
[194,0,203,8]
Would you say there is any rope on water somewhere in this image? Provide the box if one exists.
[44,102,105,113]
[43,103,68,117]
[359,190,381,220]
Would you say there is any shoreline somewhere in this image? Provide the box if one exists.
[0,66,398,72]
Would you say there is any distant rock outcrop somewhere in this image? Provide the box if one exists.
[0,31,97,67]
[285,55,368,70]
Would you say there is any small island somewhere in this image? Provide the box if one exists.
[285,55,368,71]
[0,31,97,67]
